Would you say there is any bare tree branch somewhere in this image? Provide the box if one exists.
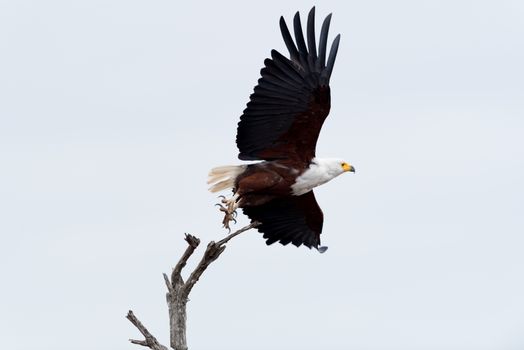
[216,221,260,246]
[127,222,260,350]
[171,234,200,286]
[163,273,174,295]
[126,310,168,350]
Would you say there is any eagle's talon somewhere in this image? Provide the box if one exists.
[216,194,239,230]
[221,214,234,232]
[215,203,227,211]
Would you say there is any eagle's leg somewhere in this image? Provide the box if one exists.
[215,193,240,231]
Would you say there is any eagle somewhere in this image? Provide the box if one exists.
[208,7,354,252]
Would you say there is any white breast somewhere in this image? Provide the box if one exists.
[291,162,334,196]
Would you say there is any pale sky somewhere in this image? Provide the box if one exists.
[1,1,524,349]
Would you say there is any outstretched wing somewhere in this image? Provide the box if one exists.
[236,7,341,163]
[242,191,324,249]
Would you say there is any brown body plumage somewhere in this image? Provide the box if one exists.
[234,160,306,207]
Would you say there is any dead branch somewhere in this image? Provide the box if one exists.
[127,221,260,350]
[126,310,168,350]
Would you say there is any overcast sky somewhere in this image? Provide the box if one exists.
[1,0,523,349]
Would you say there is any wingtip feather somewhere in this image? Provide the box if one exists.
[307,6,317,60]
[293,11,308,57]
[280,15,299,62]
[318,13,333,69]
[325,33,341,78]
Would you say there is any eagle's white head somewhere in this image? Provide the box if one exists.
[315,158,355,177]
[291,157,355,196]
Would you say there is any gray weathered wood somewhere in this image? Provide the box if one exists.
[127,222,259,350]
[126,310,168,350]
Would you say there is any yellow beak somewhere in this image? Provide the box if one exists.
[343,163,355,173]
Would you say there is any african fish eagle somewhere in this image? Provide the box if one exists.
[208,7,354,251]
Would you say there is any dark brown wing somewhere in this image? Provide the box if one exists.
[236,7,341,163]
[242,191,324,249]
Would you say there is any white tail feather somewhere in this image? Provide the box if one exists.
[207,165,246,193]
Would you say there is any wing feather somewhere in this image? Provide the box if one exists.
[307,7,317,61]
[279,16,299,62]
[317,13,332,70]
[324,34,341,82]
[307,6,317,71]
[293,11,309,69]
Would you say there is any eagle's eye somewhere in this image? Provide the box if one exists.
[341,162,354,172]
